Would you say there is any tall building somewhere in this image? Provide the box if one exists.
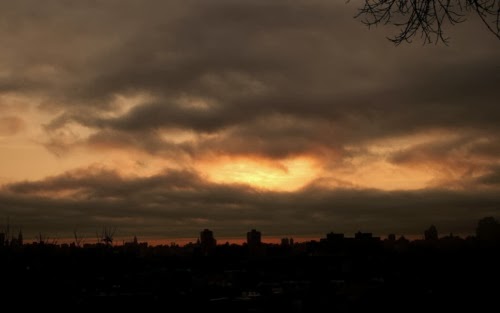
[326,232,345,242]
[281,237,290,246]
[247,229,261,246]
[200,229,216,255]
[355,231,373,240]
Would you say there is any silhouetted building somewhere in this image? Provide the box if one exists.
[399,235,408,241]
[388,234,396,241]
[0,232,4,247]
[424,225,438,241]
[326,232,345,242]
[281,237,294,246]
[200,229,216,255]
[247,229,264,256]
[247,229,261,246]
[355,232,373,240]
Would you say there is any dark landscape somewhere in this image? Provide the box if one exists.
[1,217,499,312]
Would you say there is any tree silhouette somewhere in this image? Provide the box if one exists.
[424,225,439,240]
[73,229,85,247]
[97,227,115,246]
[353,0,500,44]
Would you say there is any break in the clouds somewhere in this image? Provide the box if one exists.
[0,0,499,241]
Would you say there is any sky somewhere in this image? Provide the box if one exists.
[0,0,499,242]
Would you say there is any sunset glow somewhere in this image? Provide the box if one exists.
[201,157,320,191]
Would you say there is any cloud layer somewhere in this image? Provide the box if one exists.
[2,168,499,239]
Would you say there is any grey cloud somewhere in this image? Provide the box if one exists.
[80,115,341,160]
[385,133,500,190]
[1,168,499,240]
[51,56,500,163]
[105,102,233,133]
[193,115,341,159]
[476,166,500,186]
[387,133,500,176]
[389,135,479,165]
[85,129,189,156]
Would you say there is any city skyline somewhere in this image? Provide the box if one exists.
[0,220,489,247]
[1,1,499,240]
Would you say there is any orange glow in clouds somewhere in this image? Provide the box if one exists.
[200,156,320,191]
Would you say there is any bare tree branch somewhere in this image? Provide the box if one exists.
[352,0,500,44]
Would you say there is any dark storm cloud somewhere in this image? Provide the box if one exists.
[2,0,498,158]
[193,115,341,159]
[1,169,499,239]
[78,115,341,160]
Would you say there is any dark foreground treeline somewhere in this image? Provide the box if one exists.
[0,232,499,312]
